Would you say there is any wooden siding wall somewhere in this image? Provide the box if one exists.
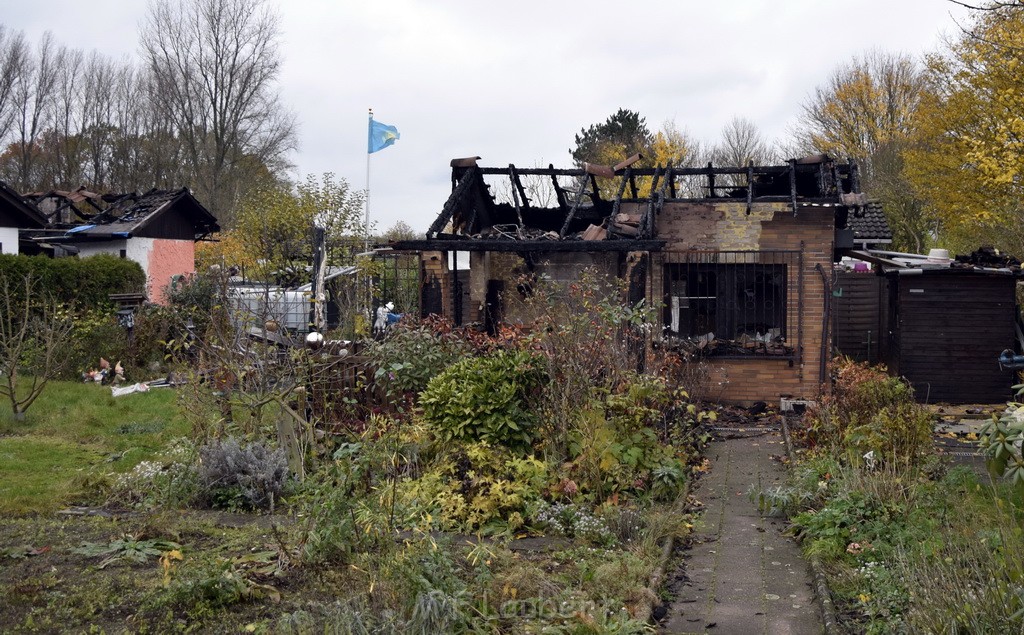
[893,274,1016,404]
[832,272,888,364]
[135,205,201,240]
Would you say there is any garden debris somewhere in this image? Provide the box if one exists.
[955,245,1022,269]
[56,506,114,518]
[82,358,125,384]
[0,545,50,559]
[111,382,150,397]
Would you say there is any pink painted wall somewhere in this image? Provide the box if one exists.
[146,239,195,304]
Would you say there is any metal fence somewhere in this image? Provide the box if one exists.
[663,250,800,356]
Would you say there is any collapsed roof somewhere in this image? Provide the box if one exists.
[24,187,220,242]
[395,155,877,253]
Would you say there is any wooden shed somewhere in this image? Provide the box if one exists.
[832,270,889,365]
[885,269,1018,404]
[833,264,1021,404]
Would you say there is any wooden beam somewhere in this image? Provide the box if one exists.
[559,175,590,239]
[428,167,478,238]
[550,163,568,211]
[789,158,798,217]
[509,165,530,211]
[745,161,754,215]
[391,239,667,253]
[610,167,631,218]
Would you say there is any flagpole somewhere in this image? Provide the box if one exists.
[365,107,372,251]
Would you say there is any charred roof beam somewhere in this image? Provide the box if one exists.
[508,164,530,212]
[610,167,632,219]
[428,166,478,239]
[549,163,568,212]
[558,175,590,239]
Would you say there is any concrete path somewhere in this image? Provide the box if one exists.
[661,430,822,635]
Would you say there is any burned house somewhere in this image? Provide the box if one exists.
[0,181,47,254]
[20,187,219,303]
[397,156,867,405]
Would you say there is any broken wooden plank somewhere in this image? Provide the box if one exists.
[584,162,615,178]
[613,153,643,172]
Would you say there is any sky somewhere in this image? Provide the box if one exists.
[5,0,971,233]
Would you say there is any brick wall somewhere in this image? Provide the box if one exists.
[468,252,525,324]
[654,201,835,405]
[420,251,447,318]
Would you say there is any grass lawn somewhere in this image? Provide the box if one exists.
[0,380,189,514]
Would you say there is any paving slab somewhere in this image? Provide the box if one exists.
[661,431,821,635]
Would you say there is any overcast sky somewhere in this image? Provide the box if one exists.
[6,0,969,233]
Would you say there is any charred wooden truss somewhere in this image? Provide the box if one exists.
[397,156,864,254]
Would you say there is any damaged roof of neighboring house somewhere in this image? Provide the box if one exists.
[0,180,47,228]
[394,154,863,253]
[25,187,220,242]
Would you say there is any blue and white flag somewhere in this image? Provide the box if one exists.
[368,118,400,153]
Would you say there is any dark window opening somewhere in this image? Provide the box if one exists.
[119,249,127,259]
[664,251,795,356]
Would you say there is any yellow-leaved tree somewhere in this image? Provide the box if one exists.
[793,50,929,251]
[200,173,366,286]
[905,4,1024,254]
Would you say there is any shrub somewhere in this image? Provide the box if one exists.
[366,321,470,410]
[807,357,933,467]
[533,501,615,545]
[399,442,551,534]
[420,349,545,453]
[198,437,289,510]
[63,308,127,379]
[514,269,655,461]
[0,253,144,307]
[979,384,1024,488]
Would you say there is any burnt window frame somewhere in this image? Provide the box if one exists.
[663,250,797,358]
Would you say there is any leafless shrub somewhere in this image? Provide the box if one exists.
[0,273,73,420]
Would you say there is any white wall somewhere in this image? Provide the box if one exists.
[75,240,129,260]
[0,227,18,254]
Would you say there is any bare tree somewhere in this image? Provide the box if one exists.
[9,32,61,190]
[792,49,929,251]
[711,116,777,167]
[141,0,297,225]
[0,27,29,145]
[0,274,74,420]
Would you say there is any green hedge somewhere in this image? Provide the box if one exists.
[0,253,145,306]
